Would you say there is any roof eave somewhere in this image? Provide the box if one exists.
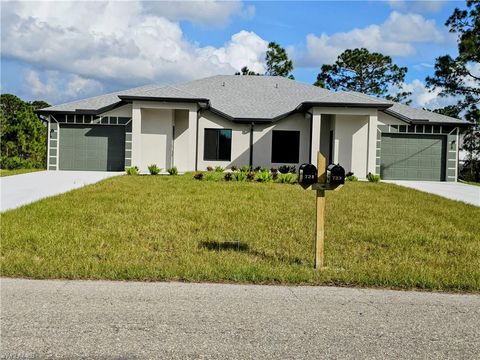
[118,95,209,103]
[208,107,296,124]
[299,101,393,111]
[35,100,126,116]
[382,109,413,124]
[382,109,469,126]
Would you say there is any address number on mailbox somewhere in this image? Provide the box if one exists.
[298,164,318,185]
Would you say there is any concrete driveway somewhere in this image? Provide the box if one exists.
[1,279,479,359]
[0,170,122,211]
[384,180,480,206]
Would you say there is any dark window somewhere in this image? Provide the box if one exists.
[271,130,300,163]
[204,129,232,161]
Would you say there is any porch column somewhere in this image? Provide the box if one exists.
[310,110,322,165]
[188,108,198,171]
[367,113,378,174]
[131,103,142,170]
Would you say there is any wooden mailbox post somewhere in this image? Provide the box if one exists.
[310,152,343,269]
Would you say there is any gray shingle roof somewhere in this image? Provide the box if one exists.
[40,84,166,112]
[384,102,466,124]
[38,75,466,125]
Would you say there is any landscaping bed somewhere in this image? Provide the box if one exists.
[1,174,479,292]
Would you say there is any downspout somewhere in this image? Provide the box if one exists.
[249,122,254,168]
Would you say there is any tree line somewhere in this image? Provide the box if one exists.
[0,95,49,169]
[1,1,478,180]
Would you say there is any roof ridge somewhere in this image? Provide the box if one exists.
[343,91,391,104]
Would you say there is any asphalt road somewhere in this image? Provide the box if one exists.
[1,279,479,359]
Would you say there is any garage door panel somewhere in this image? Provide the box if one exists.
[380,134,446,181]
[59,124,125,171]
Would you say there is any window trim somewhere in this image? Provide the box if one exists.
[271,130,300,164]
[203,128,232,162]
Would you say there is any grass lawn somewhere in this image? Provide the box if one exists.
[0,168,43,177]
[1,175,479,292]
[462,181,480,187]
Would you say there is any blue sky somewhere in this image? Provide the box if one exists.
[0,1,465,109]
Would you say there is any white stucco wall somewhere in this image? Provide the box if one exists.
[197,111,250,170]
[320,114,333,163]
[173,109,191,172]
[139,108,173,172]
[253,113,310,169]
[197,111,311,170]
[378,111,407,126]
[100,104,133,118]
[334,114,369,177]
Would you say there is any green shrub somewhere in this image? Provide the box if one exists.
[148,164,161,175]
[460,159,480,182]
[240,165,251,173]
[255,171,272,183]
[167,166,178,175]
[125,166,139,176]
[346,175,358,181]
[230,165,238,172]
[367,172,381,183]
[1,156,41,170]
[215,166,225,172]
[234,171,247,182]
[206,166,214,172]
[276,173,297,184]
[224,172,233,181]
[193,172,204,180]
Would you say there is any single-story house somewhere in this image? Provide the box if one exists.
[37,75,469,181]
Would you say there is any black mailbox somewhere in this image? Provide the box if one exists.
[298,164,317,185]
[327,164,345,185]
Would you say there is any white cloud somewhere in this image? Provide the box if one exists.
[143,0,255,27]
[391,79,457,109]
[399,63,479,110]
[388,1,447,13]
[24,69,103,103]
[293,11,444,67]
[1,1,265,102]
[199,31,268,74]
[24,70,56,98]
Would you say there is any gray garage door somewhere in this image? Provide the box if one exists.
[380,133,446,181]
[59,124,125,171]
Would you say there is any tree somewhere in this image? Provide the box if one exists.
[426,1,480,181]
[0,94,49,169]
[30,100,50,110]
[235,66,260,76]
[265,42,295,79]
[426,0,479,122]
[433,105,462,119]
[314,48,411,104]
